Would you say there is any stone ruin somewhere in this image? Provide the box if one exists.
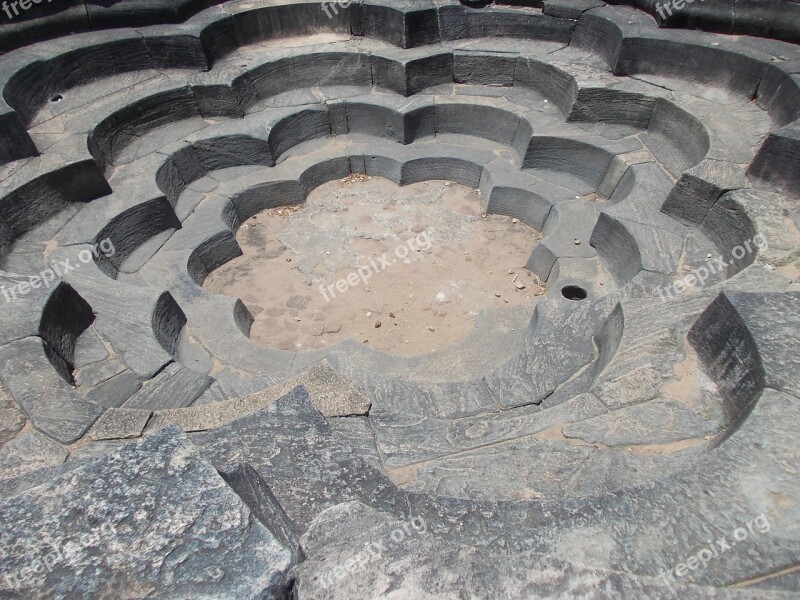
[0,0,798,598]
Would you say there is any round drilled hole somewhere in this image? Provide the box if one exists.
[561,285,587,301]
[51,95,63,103]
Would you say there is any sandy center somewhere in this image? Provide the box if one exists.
[204,177,545,356]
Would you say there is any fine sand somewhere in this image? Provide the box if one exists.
[204,177,545,356]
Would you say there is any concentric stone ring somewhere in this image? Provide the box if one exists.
[0,1,797,598]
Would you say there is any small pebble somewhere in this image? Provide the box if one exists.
[574,239,581,246]
[389,312,396,318]
[495,292,502,298]
[427,326,435,332]
[375,321,382,328]
[515,282,526,290]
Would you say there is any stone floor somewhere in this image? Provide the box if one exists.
[0,1,798,598]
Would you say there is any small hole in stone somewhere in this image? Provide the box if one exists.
[561,285,587,301]
[51,95,63,103]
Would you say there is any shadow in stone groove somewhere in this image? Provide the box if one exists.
[689,292,766,448]
[39,282,94,385]
[218,463,304,560]
[151,291,188,359]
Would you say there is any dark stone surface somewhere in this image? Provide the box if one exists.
[749,123,800,197]
[293,500,795,599]
[194,386,403,529]
[0,427,295,598]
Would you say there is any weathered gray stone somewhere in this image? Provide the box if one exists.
[146,360,370,433]
[89,408,152,441]
[0,383,26,445]
[724,291,800,399]
[406,437,594,499]
[294,501,785,599]
[0,271,53,346]
[194,386,401,528]
[0,428,295,598]
[124,362,212,411]
[0,338,103,444]
[296,360,372,417]
[57,261,179,380]
[0,431,67,482]
[72,328,109,369]
[563,398,719,446]
[74,359,126,389]
[544,0,605,20]
[448,393,607,450]
[85,370,142,409]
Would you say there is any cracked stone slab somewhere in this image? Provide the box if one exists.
[0,383,26,445]
[0,427,294,598]
[300,360,372,417]
[88,408,152,441]
[0,271,55,345]
[0,431,67,482]
[403,437,595,500]
[147,360,370,433]
[0,338,103,444]
[85,370,142,409]
[74,358,126,389]
[193,386,401,529]
[72,328,109,369]
[293,501,783,599]
[123,362,212,411]
[562,397,719,447]
[446,392,608,451]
